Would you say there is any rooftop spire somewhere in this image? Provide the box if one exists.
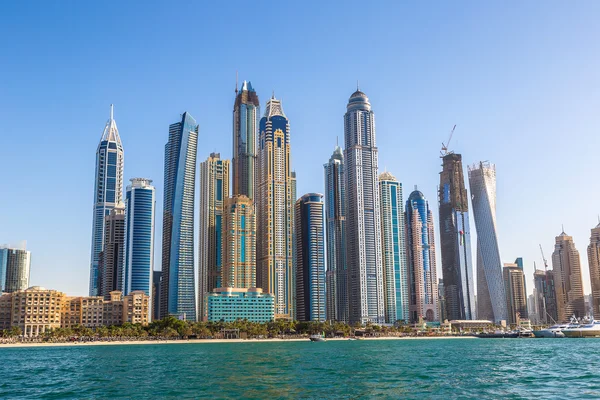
[235,70,238,95]
[110,104,114,120]
[357,80,359,91]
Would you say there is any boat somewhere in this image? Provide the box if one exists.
[533,324,569,338]
[309,333,326,342]
[562,320,600,338]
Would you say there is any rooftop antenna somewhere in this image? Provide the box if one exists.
[272,90,275,99]
[235,70,239,95]
[440,124,456,157]
[562,224,565,234]
[357,80,360,91]
[336,136,338,147]
[110,104,114,120]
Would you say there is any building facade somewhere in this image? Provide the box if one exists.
[587,223,600,317]
[232,80,260,200]
[206,288,274,323]
[222,195,256,289]
[343,89,385,325]
[405,190,438,322]
[438,153,476,321]
[12,287,65,337]
[256,96,294,320]
[323,145,348,322]
[552,231,585,321]
[468,161,507,323]
[123,178,155,320]
[294,194,326,322]
[90,105,124,296]
[503,263,528,325]
[0,246,31,293]
[98,204,125,300]
[198,153,230,321]
[160,112,198,320]
[379,172,409,323]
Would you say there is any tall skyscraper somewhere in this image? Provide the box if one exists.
[552,231,585,321]
[90,105,124,296]
[0,245,31,293]
[256,96,294,319]
[160,112,198,320]
[503,263,528,325]
[438,153,475,321]
[587,222,600,317]
[222,195,256,289]
[343,89,385,325]
[233,80,259,200]
[98,204,125,300]
[153,271,162,321]
[324,145,348,322]
[123,178,156,319]
[198,153,230,320]
[405,190,438,322]
[379,172,409,323]
[533,269,548,323]
[468,161,507,323]
[294,193,326,322]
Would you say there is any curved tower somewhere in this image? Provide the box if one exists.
[90,105,124,296]
[233,80,259,200]
[344,89,385,324]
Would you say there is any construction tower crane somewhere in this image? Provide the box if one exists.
[440,124,456,157]
[539,244,549,271]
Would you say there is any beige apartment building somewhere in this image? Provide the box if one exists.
[552,231,585,322]
[588,223,600,317]
[11,287,65,337]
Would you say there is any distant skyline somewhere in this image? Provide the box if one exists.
[1,1,600,297]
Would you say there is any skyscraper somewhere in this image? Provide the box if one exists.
[343,89,385,325]
[552,231,585,321]
[533,269,548,323]
[438,153,475,321]
[198,153,230,320]
[324,145,348,322]
[0,245,30,293]
[256,96,294,319]
[405,190,438,322]
[587,222,600,317]
[98,204,125,300]
[468,161,507,323]
[222,195,256,289]
[160,112,198,320]
[123,178,156,319]
[503,263,528,325]
[90,105,124,296]
[379,172,409,323]
[294,193,326,322]
[233,80,259,200]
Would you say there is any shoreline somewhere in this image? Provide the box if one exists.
[0,336,475,349]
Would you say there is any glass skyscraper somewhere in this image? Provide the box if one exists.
[89,105,124,296]
[379,172,409,324]
[294,193,326,322]
[160,112,198,320]
[344,89,385,324]
[124,178,156,319]
[468,161,507,323]
[233,80,259,200]
[438,153,475,320]
[405,190,438,322]
[0,245,31,293]
[324,145,348,322]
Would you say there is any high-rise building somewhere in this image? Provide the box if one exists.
[468,161,507,323]
[438,153,476,321]
[123,178,155,320]
[552,231,585,321]
[98,204,125,300]
[324,145,348,322]
[222,195,256,289]
[294,193,326,322]
[90,105,124,296]
[160,112,198,320]
[379,172,409,323]
[206,288,274,323]
[343,89,385,325]
[587,222,600,317]
[503,263,528,325]
[0,245,31,293]
[405,190,438,322]
[233,80,260,200]
[256,96,294,319]
[198,153,230,321]
[533,269,548,323]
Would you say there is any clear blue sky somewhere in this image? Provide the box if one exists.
[1,1,599,297]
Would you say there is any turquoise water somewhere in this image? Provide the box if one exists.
[1,338,599,399]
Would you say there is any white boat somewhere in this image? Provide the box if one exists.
[533,324,569,338]
[309,333,326,342]
[562,320,600,338]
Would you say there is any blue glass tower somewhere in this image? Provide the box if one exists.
[160,112,198,320]
[124,178,156,319]
[89,105,124,296]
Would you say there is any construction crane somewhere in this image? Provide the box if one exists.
[440,124,456,157]
[539,244,549,272]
